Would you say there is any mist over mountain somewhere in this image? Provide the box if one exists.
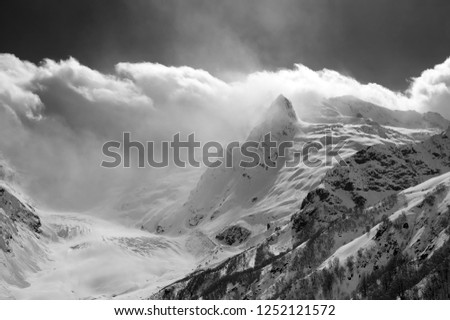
[2,79,450,299]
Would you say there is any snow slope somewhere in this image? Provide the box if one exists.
[8,210,196,299]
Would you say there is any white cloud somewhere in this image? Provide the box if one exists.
[0,54,449,211]
[408,57,450,118]
[0,54,42,119]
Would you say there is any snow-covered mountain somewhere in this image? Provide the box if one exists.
[2,95,450,300]
[0,160,47,298]
[302,95,450,131]
[149,97,450,300]
[152,125,450,299]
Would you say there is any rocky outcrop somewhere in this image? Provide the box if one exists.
[0,186,41,253]
[215,226,251,246]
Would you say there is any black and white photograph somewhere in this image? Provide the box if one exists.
[1,0,450,318]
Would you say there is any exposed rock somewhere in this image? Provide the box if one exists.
[215,226,251,246]
[156,225,165,234]
[188,214,204,227]
[0,186,41,253]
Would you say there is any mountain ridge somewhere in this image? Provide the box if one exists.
[301,95,450,130]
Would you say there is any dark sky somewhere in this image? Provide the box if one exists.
[1,0,450,90]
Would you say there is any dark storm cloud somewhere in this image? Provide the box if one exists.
[0,0,177,71]
[1,0,450,90]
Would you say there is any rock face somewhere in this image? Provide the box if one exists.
[0,184,47,296]
[215,226,251,246]
[0,186,41,253]
[247,94,298,143]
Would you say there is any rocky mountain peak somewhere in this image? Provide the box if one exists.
[267,94,298,122]
[247,95,298,142]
